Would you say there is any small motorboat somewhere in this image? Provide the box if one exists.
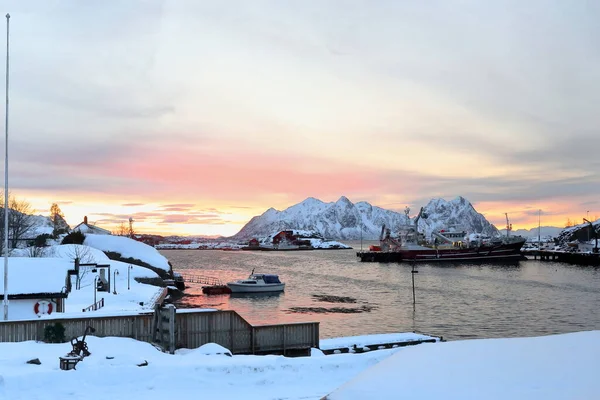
[227,270,285,293]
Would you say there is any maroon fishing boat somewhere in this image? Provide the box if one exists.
[357,208,526,263]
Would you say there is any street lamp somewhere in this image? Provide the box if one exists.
[113,269,119,294]
[127,265,133,290]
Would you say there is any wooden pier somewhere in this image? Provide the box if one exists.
[319,332,442,355]
[178,272,224,286]
[523,250,600,266]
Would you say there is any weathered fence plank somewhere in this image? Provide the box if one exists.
[0,309,319,355]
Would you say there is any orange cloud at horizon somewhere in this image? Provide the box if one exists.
[19,187,598,238]
[14,134,599,236]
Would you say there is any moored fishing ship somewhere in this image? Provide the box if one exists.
[357,208,526,263]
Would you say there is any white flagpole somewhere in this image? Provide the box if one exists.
[3,13,10,321]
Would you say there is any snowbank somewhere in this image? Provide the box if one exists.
[325,331,600,399]
[0,331,598,399]
[84,234,171,272]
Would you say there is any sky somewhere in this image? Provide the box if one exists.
[2,0,600,236]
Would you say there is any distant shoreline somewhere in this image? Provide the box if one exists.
[158,246,354,251]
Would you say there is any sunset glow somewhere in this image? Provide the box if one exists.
[4,1,599,236]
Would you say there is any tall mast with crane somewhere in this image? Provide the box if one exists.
[505,213,512,238]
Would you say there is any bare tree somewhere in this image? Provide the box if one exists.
[24,245,55,258]
[0,193,36,254]
[8,197,36,249]
[114,222,127,236]
[65,245,96,289]
[128,217,135,238]
[49,202,69,237]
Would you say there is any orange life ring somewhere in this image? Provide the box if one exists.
[34,300,53,316]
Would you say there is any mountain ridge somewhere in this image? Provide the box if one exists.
[233,196,499,240]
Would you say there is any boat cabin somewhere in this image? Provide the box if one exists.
[242,274,282,284]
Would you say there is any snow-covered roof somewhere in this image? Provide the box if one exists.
[50,244,111,264]
[73,222,112,235]
[84,234,171,272]
[0,257,73,296]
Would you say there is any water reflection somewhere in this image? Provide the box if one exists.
[229,291,284,299]
[162,243,600,340]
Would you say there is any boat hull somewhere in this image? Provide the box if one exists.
[202,285,232,295]
[357,240,526,264]
[226,282,285,293]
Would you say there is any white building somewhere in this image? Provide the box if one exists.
[0,258,73,320]
[72,216,112,235]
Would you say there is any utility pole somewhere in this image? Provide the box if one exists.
[411,263,418,308]
[538,209,541,249]
[3,14,10,321]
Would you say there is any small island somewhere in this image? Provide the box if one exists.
[156,229,352,251]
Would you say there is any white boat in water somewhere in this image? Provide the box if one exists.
[226,271,285,293]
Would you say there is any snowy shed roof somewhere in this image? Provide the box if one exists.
[0,257,73,297]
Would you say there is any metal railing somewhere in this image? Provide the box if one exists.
[178,272,223,286]
[82,297,104,312]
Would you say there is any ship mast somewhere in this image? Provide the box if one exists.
[505,213,512,238]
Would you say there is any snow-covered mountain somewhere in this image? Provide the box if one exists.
[233,196,498,240]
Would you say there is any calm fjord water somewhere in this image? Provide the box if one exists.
[161,241,600,340]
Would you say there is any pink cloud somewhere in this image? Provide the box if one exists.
[89,139,420,205]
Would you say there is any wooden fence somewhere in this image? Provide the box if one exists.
[174,310,319,355]
[0,308,319,356]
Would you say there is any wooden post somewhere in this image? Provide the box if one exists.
[167,304,176,354]
[151,303,160,342]
[282,325,286,356]
[229,312,234,353]
[411,263,418,307]
[74,258,80,290]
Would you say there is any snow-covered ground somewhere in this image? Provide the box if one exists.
[0,331,598,399]
[1,236,598,399]
[3,240,169,321]
[84,234,171,273]
[326,331,600,400]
